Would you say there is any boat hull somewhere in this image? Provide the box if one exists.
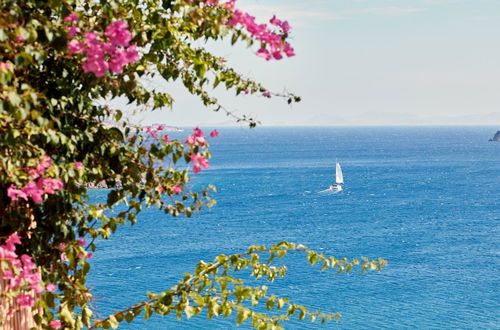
[329,184,342,192]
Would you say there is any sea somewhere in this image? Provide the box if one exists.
[88,126,500,329]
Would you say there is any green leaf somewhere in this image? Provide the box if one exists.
[108,315,119,329]
[144,304,153,320]
[266,298,275,311]
[125,312,134,323]
[185,306,194,319]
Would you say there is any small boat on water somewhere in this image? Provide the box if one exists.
[489,131,500,142]
[329,161,344,192]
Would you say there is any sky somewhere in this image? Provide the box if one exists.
[129,0,500,127]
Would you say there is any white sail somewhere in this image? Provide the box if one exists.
[335,162,344,184]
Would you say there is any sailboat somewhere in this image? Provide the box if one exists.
[329,161,344,192]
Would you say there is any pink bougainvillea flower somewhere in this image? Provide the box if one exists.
[105,20,132,47]
[16,294,35,307]
[185,135,195,145]
[210,129,219,138]
[38,155,52,172]
[67,40,83,54]
[283,43,295,57]
[21,254,35,270]
[3,262,42,297]
[256,48,271,61]
[270,15,291,34]
[223,5,294,61]
[281,21,291,34]
[67,20,139,78]
[269,15,281,27]
[83,31,99,45]
[262,91,271,98]
[0,247,17,260]
[74,162,83,170]
[223,0,236,11]
[32,283,44,294]
[197,135,209,144]
[7,185,28,201]
[58,243,66,251]
[5,232,21,249]
[78,237,86,246]
[125,45,140,63]
[49,320,62,329]
[155,124,164,131]
[107,51,127,74]
[190,153,210,174]
[66,26,81,38]
[86,253,93,259]
[46,283,56,292]
[64,13,79,23]
[27,168,40,179]
[194,128,206,144]
[272,51,283,60]
[190,153,209,168]
[21,182,44,203]
[185,127,207,146]
[163,135,170,143]
[38,177,64,194]
[172,185,182,194]
[82,55,108,78]
[15,34,24,42]
[192,163,202,174]
[0,61,11,72]
[2,269,14,279]
[193,127,203,137]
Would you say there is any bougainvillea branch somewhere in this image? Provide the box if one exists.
[89,242,386,329]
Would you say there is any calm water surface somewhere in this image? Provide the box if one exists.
[88,127,500,329]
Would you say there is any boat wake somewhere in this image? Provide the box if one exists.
[318,188,341,194]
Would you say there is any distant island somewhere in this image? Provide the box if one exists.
[151,123,184,132]
[101,119,183,132]
[489,131,500,142]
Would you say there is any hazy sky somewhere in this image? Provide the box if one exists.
[132,0,500,127]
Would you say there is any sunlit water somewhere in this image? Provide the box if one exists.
[88,127,500,329]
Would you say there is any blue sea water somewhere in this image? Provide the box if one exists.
[88,127,500,329]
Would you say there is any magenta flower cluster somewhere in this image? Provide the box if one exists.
[184,127,219,174]
[188,0,294,61]
[66,15,140,77]
[223,1,294,60]
[185,127,207,146]
[143,124,165,139]
[0,61,11,73]
[0,233,55,309]
[190,152,210,174]
[7,156,64,203]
